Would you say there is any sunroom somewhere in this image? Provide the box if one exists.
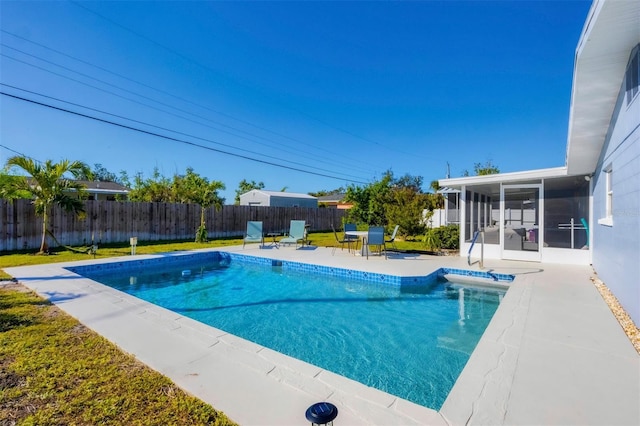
[439,167,591,265]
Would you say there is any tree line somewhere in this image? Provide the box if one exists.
[1,155,498,253]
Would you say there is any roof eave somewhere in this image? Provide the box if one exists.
[565,0,640,175]
[439,166,569,188]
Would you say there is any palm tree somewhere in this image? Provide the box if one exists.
[2,156,92,253]
[171,168,225,243]
[430,179,445,209]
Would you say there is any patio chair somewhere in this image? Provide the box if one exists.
[386,225,400,250]
[343,223,359,244]
[331,224,355,255]
[279,220,307,249]
[243,221,264,249]
[366,226,387,259]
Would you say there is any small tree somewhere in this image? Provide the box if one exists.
[1,156,91,253]
[127,168,173,202]
[462,160,500,177]
[0,167,31,199]
[345,171,393,226]
[309,187,345,197]
[429,179,444,209]
[173,168,225,242]
[75,163,122,183]
[385,186,429,237]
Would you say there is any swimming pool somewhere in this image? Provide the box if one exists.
[69,252,507,410]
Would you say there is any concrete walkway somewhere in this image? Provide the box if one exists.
[4,245,639,425]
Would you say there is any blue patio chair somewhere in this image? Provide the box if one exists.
[243,221,264,249]
[366,226,387,259]
[279,220,307,249]
[343,223,360,244]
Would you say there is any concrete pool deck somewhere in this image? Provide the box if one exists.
[4,245,639,425]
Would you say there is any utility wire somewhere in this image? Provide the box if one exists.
[1,91,369,184]
[68,1,429,161]
[2,29,377,167]
[1,83,368,182]
[1,46,379,175]
[0,144,34,161]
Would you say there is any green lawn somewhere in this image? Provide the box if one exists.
[0,232,427,279]
[0,284,236,425]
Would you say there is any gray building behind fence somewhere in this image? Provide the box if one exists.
[239,190,318,208]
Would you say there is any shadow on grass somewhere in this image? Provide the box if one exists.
[0,311,37,332]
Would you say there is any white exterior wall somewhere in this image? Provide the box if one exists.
[239,190,271,206]
[591,68,640,325]
[426,209,446,228]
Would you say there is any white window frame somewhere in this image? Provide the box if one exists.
[598,165,613,227]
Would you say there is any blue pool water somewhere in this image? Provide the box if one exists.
[73,253,506,410]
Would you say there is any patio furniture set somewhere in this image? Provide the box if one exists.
[243,219,399,259]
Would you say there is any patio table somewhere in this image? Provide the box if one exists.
[345,230,368,256]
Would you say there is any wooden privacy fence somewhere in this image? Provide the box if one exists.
[0,199,347,252]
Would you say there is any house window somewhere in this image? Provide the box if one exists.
[626,45,639,105]
[606,168,613,218]
[598,165,613,227]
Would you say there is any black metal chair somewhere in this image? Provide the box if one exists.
[331,224,355,255]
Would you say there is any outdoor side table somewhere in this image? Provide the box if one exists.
[266,232,282,248]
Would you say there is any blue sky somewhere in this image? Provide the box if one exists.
[1,1,592,202]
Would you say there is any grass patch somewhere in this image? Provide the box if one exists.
[0,238,243,270]
[0,284,236,425]
[0,233,429,273]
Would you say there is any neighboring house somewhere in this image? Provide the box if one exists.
[317,193,353,209]
[25,178,130,201]
[77,180,130,201]
[239,190,318,208]
[438,0,639,324]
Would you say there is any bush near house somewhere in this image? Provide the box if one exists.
[424,224,459,252]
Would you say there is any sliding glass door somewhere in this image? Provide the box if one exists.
[501,184,542,261]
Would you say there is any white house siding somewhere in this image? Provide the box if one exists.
[591,54,640,325]
[240,191,270,206]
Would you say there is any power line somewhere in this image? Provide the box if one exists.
[1,45,380,175]
[0,144,36,161]
[1,83,368,182]
[68,1,429,161]
[2,28,375,167]
[1,91,369,184]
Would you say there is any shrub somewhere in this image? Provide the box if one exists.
[424,224,459,251]
[195,225,208,243]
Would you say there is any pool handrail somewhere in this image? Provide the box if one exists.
[467,230,484,269]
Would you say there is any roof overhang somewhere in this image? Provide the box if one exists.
[437,187,461,194]
[439,166,569,189]
[565,0,640,175]
[85,189,129,195]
